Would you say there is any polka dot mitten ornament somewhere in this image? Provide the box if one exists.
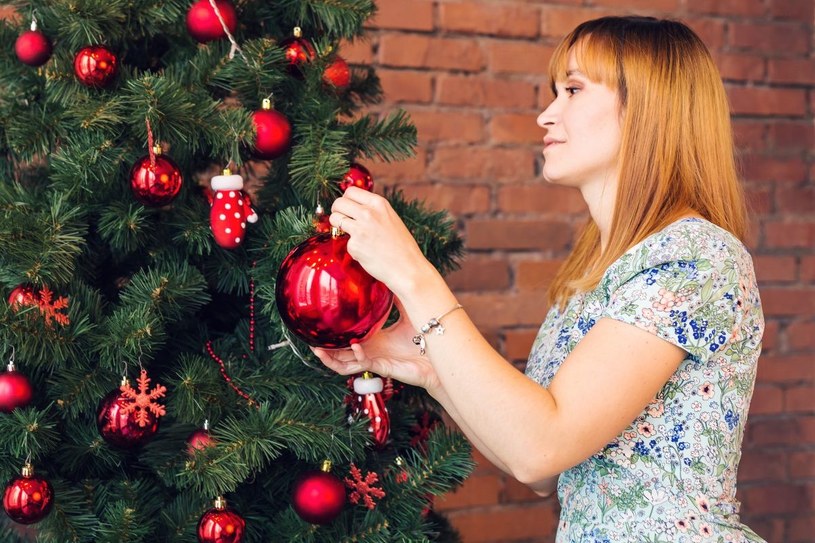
[209,169,257,249]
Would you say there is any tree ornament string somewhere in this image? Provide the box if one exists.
[145,117,156,168]
[207,0,245,61]
[205,340,257,408]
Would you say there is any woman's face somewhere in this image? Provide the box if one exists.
[537,49,623,191]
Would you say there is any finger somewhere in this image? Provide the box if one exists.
[329,212,354,234]
[313,347,363,375]
[343,186,381,205]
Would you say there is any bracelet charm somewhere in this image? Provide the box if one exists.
[412,304,463,355]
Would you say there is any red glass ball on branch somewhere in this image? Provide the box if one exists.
[73,45,118,88]
[186,0,238,43]
[8,284,38,309]
[96,388,159,449]
[0,364,33,413]
[252,100,291,160]
[3,464,53,525]
[339,163,374,193]
[15,29,52,67]
[130,148,183,207]
[275,232,393,349]
[187,422,215,455]
[197,497,245,543]
[291,462,346,525]
[323,56,350,89]
[280,28,315,75]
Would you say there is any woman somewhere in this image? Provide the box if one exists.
[314,16,766,542]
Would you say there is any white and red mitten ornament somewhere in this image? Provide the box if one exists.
[352,372,390,449]
[209,169,257,249]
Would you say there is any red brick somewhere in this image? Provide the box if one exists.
[539,6,620,38]
[436,75,537,109]
[486,40,554,75]
[744,186,773,215]
[465,219,573,251]
[372,147,426,183]
[428,146,535,183]
[447,503,558,543]
[440,2,540,38]
[436,474,501,511]
[682,17,727,51]
[748,385,784,415]
[367,0,434,31]
[379,34,485,72]
[738,517,785,543]
[498,185,587,215]
[786,321,815,351]
[517,259,563,292]
[788,515,815,543]
[729,22,810,55]
[339,37,375,64]
[401,183,491,215]
[727,86,808,116]
[740,484,815,515]
[762,320,780,352]
[447,256,511,292]
[458,291,552,328]
[408,109,486,144]
[741,155,807,183]
[491,113,543,144]
[777,187,815,215]
[504,328,540,362]
[764,221,815,249]
[378,69,433,103]
[738,450,787,481]
[768,59,815,85]
[754,255,798,283]
[789,452,815,478]
[802,257,815,282]
[770,0,815,21]
[715,52,766,82]
[687,0,766,16]
[757,355,815,383]
[732,121,767,153]
[768,122,814,154]
[786,386,815,413]
[589,0,679,9]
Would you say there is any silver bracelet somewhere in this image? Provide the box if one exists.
[412,303,464,355]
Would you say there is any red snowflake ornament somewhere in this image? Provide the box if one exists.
[119,369,167,427]
[344,463,385,510]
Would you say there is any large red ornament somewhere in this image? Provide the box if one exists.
[0,362,33,413]
[73,45,118,88]
[15,23,52,67]
[352,372,390,449]
[281,27,315,75]
[186,0,238,43]
[130,147,183,207]
[291,461,346,525]
[197,496,245,543]
[252,99,291,160]
[209,169,258,249]
[96,383,160,449]
[323,56,350,89]
[3,464,53,525]
[339,163,374,193]
[8,284,37,309]
[275,231,393,348]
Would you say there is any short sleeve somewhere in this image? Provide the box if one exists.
[602,258,743,363]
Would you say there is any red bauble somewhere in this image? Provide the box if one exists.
[187,424,215,454]
[186,0,238,43]
[252,100,291,160]
[0,364,33,413]
[73,45,118,88]
[323,56,350,89]
[15,29,52,67]
[281,29,315,75]
[275,232,393,348]
[197,497,245,543]
[352,373,390,449]
[130,149,183,206]
[313,204,331,234]
[339,163,374,193]
[96,388,160,449]
[291,463,346,525]
[8,284,37,309]
[3,465,53,525]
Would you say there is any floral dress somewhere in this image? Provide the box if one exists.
[525,218,766,543]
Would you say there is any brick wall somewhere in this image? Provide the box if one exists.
[348,1,815,542]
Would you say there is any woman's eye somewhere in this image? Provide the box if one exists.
[565,86,580,96]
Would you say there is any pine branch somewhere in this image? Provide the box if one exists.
[118,261,211,323]
[0,406,61,459]
[347,109,417,163]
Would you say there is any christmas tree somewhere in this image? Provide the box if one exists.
[0,1,474,541]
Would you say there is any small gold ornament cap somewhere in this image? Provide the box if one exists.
[261,98,271,110]
[214,496,227,510]
[293,26,302,38]
[222,167,231,176]
[21,463,34,478]
[152,144,162,156]
[394,456,405,467]
[320,459,333,472]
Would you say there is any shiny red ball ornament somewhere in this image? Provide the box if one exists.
[323,56,350,89]
[313,204,331,234]
[276,231,393,348]
[96,386,159,449]
[186,0,238,43]
[197,496,245,543]
[281,27,315,75]
[0,363,33,413]
[292,461,346,525]
[73,45,118,88]
[252,99,291,160]
[8,284,38,309]
[3,464,53,525]
[187,421,215,454]
[15,25,52,67]
[130,147,183,206]
[339,163,374,193]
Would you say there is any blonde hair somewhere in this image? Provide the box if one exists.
[546,16,747,308]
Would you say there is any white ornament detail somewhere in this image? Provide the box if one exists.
[353,376,384,394]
